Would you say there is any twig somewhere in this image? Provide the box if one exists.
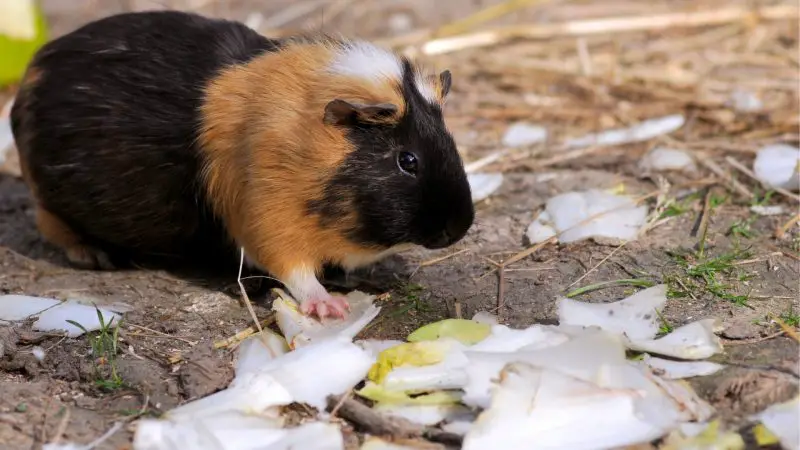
[236,248,271,350]
[213,316,277,350]
[325,395,462,447]
[433,0,548,38]
[567,242,628,288]
[695,188,715,258]
[771,314,800,342]
[697,156,754,199]
[496,266,506,311]
[722,330,785,345]
[328,390,352,418]
[724,156,800,202]
[411,249,469,277]
[775,213,800,240]
[420,5,798,55]
[126,324,197,345]
[50,407,71,445]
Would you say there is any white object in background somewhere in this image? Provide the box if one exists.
[468,173,504,202]
[638,354,725,379]
[502,122,548,148]
[32,299,121,338]
[753,144,800,192]
[234,330,290,378]
[565,115,685,149]
[557,284,668,341]
[0,294,61,322]
[626,319,724,360]
[639,147,697,173]
[526,189,649,244]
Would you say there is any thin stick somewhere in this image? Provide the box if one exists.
[421,5,798,55]
[50,407,71,445]
[568,241,628,288]
[724,156,800,203]
[126,324,197,345]
[776,213,800,239]
[697,156,754,199]
[417,249,469,268]
[496,266,506,311]
[237,248,270,349]
[503,190,660,270]
[213,316,276,350]
[433,0,548,38]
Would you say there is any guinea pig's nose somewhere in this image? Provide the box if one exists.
[427,219,470,249]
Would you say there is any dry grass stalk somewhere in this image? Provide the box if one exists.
[419,5,798,55]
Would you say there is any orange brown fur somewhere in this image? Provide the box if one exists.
[199,42,434,283]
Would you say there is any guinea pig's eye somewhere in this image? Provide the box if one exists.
[397,151,419,176]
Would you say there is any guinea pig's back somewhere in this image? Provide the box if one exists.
[11,11,278,259]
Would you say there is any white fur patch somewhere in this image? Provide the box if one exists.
[328,41,403,83]
[285,266,329,303]
[413,72,439,104]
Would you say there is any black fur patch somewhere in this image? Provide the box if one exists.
[11,10,280,266]
[309,58,475,250]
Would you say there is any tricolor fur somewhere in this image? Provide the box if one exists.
[11,10,474,316]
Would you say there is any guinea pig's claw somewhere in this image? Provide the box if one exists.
[300,295,350,320]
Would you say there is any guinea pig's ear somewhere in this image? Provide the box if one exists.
[439,70,452,99]
[323,99,398,126]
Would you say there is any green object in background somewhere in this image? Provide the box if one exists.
[0,0,49,88]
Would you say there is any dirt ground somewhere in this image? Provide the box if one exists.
[1,1,798,449]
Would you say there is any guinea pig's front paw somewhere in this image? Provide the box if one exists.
[300,294,350,320]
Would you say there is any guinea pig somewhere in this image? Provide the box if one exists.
[10,10,475,319]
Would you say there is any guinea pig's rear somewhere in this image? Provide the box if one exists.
[11,11,276,268]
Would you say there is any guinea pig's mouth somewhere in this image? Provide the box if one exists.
[421,227,467,250]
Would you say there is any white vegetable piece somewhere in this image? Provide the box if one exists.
[355,339,405,359]
[753,144,800,192]
[373,403,474,426]
[526,189,649,244]
[0,294,60,322]
[557,284,668,341]
[272,289,380,348]
[234,337,375,411]
[469,324,569,353]
[638,354,725,379]
[751,396,800,450]
[729,89,763,112]
[639,147,697,173]
[165,372,293,421]
[467,173,504,203]
[502,122,548,148]
[462,362,670,450]
[565,114,685,149]
[626,319,723,360]
[135,411,343,450]
[32,299,121,338]
[234,330,290,379]
[360,437,425,450]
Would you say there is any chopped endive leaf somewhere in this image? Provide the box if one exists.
[367,340,457,385]
[407,318,491,345]
[356,382,461,406]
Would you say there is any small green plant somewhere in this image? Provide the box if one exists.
[654,308,674,336]
[728,217,757,239]
[750,189,776,207]
[389,282,430,317]
[67,307,124,390]
[666,248,753,307]
[779,307,800,328]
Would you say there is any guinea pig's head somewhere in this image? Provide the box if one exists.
[311,44,474,251]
